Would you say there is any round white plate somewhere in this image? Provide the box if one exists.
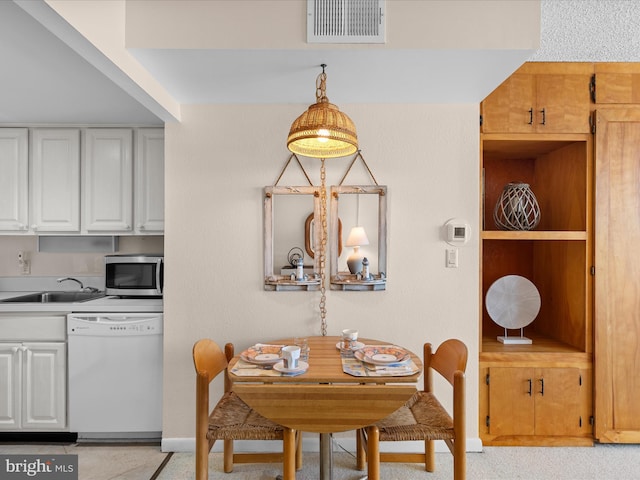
[485,275,541,329]
[254,353,280,362]
[354,349,410,366]
[335,341,365,351]
[240,344,283,365]
[273,360,309,374]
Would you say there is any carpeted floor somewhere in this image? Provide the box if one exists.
[156,444,640,480]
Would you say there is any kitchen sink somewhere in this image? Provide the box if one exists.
[0,291,105,303]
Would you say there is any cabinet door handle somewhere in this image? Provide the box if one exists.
[539,378,545,396]
[539,108,546,125]
[527,378,532,396]
[528,108,534,125]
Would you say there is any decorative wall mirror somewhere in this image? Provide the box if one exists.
[329,185,387,290]
[264,185,322,291]
[305,213,342,259]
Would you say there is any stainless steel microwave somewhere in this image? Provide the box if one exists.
[105,254,163,297]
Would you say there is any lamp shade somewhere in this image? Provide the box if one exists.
[345,226,370,247]
[287,66,358,158]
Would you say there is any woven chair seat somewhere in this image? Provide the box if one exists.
[208,391,285,441]
[375,391,454,442]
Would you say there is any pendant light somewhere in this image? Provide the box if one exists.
[287,64,358,159]
[287,64,358,336]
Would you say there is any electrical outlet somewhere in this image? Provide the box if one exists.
[18,251,30,275]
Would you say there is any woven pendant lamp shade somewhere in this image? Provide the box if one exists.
[287,66,358,158]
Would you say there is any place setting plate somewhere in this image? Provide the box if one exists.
[355,345,411,365]
[240,344,284,365]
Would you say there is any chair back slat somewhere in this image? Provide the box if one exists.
[193,338,228,382]
[429,339,468,386]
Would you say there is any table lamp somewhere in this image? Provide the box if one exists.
[345,226,369,274]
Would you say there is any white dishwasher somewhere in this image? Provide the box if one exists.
[67,313,163,441]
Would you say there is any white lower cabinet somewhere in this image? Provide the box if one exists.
[0,342,66,430]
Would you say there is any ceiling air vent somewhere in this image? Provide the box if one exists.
[307,0,385,44]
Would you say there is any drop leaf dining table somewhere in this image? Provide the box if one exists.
[228,336,423,480]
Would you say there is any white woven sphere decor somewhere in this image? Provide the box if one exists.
[485,275,541,330]
[493,182,541,231]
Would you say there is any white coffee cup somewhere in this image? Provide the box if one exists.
[341,329,358,351]
[282,345,301,369]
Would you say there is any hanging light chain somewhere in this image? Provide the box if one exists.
[319,158,328,336]
[315,63,328,104]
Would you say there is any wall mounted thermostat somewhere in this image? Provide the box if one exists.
[444,219,471,246]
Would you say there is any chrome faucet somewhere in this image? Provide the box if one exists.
[57,277,100,293]
[57,277,84,290]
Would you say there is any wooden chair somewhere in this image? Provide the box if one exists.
[357,339,468,480]
[193,339,299,480]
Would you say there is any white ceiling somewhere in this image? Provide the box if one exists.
[0,1,163,125]
[0,0,534,126]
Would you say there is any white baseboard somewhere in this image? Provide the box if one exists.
[161,435,483,454]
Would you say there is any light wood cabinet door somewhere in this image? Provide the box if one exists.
[488,367,535,436]
[481,74,535,133]
[83,128,133,232]
[533,368,584,437]
[481,64,592,134]
[534,74,592,134]
[30,129,81,232]
[594,107,640,443]
[488,367,587,438]
[0,129,28,232]
[594,64,640,104]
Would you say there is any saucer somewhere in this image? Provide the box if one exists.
[335,341,365,351]
[273,360,309,374]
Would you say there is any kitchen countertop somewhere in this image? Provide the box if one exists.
[0,291,163,313]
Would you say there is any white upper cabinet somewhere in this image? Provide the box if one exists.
[30,129,80,232]
[1,126,164,235]
[0,129,28,232]
[135,128,164,233]
[83,128,133,232]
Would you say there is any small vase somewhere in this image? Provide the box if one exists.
[493,182,541,231]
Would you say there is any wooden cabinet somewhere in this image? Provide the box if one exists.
[593,63,640,104]
[0,128,28,232]
[83,128,133,232]
[135,128,165,234]
[482,365,592,443]
[479,132,593,445]
[481,63,593,134]
[0,342,66,431]
[594,107,640,443]
[30,129,81,232]
[1,126,164,236]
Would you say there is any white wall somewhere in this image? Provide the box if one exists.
[163,103,480,442]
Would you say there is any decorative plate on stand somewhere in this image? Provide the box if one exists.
[485,275,541,344]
